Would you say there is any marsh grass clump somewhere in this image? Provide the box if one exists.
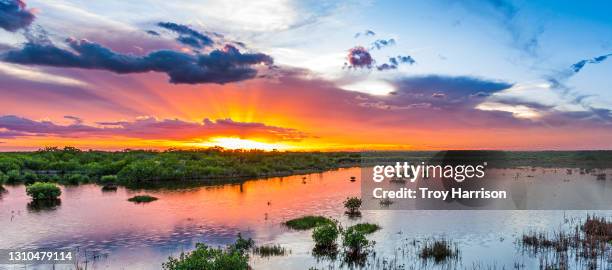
[520,215,611,266]
[349,223,381,234]
[419,240,459,263]
[128,195,158,203]
[284,216,333,230]
[582,216,611,241]
[26,182,61,201]
[521,232,571,252]
[253,245,287,257]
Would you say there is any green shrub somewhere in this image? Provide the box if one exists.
[22,171,38,185]
[48,174,61,182]
[162,243,249,270]
[118,159,160,183]
[348,223,380,234]
[0,171,7,185]
[127,195,158,203]
[26,182,61,201]
[66,174,88,184]
[343,197,362,214]
[284,216,333,230]
[6,169,21,184]
[312,223,339,249]
[342,227,370,254]
[100,175,118,184]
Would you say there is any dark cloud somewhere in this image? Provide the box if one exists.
[569,53,612,73]
[0,115,308,141]
[376,63,396,71]
[63,115,83,124]
[157,22,214,49]
[0,129,29,139]
[541,52,612,117]
[0,115,99,136]
[377,55,416,71]
[146,30,160,36]
[0,0,35,32]
[354,29,376,38]
[382,75,513,109]
[370,38,395,50]
[345,46,373,69]
[3,39,274,84]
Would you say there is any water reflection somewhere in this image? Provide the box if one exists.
[0,167,610,269]
[27,199,61,212]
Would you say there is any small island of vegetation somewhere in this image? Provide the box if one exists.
[128,195,158,203]
[25,182,61,201]
[284,216,333,230]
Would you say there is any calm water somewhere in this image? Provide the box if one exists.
[0,167,610,269]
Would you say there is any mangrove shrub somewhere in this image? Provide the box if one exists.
[26,182,61,200]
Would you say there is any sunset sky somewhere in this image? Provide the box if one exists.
[0,0,611,151]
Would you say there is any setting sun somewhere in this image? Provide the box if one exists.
[191,137,292,151]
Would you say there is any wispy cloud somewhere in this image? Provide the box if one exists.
[0,115,308,141]
[156,22,215,49]
[0,62,89,87]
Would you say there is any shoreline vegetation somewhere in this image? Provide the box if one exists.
[0,147,611,187]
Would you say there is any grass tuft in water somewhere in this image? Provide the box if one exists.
[284,216,333,230]
[419,239,459,263]
[348,223,381,234]
[127,195,158,203]
[253,245,287,257]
